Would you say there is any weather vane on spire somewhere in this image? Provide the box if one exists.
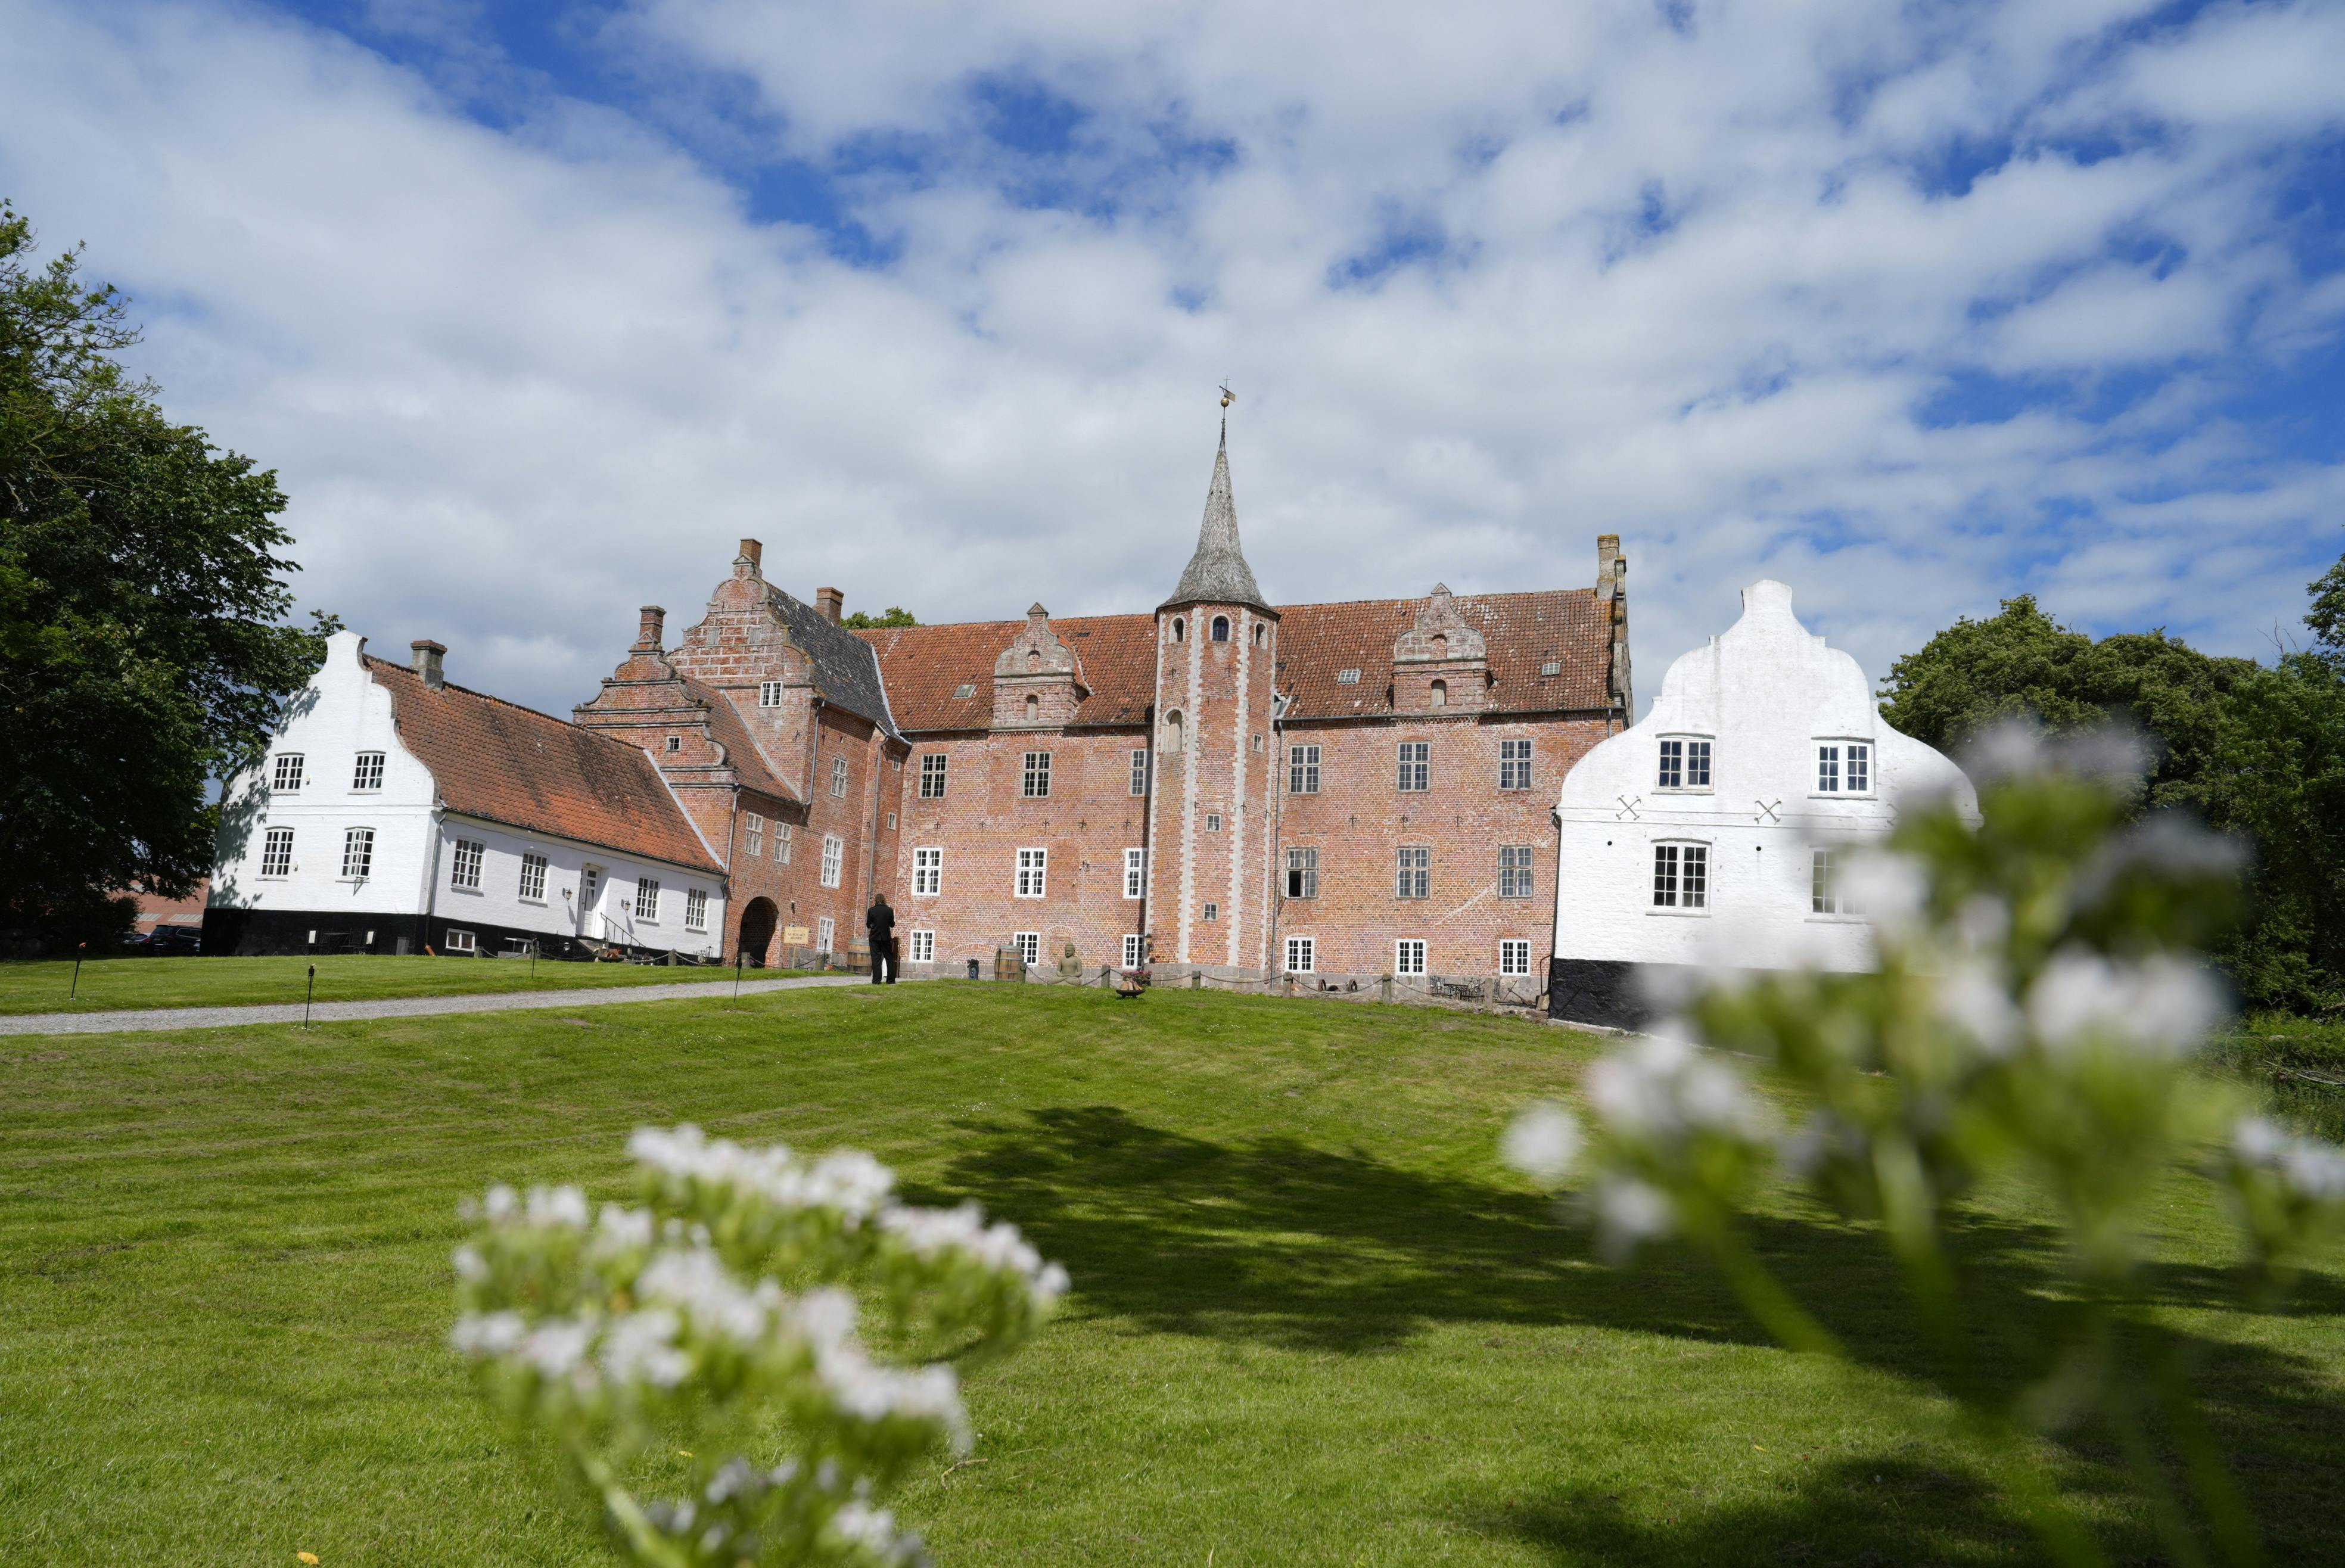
[1218,382,1235,444]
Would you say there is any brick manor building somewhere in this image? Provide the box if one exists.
[576,425,1634,985]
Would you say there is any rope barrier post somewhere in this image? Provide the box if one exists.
[735,948,745,1003]
[70,941,86,1000]
[304,963,316,1030]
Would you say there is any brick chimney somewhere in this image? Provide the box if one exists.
[815,587,844,625]
[410,639,446,688]
[736,539,763,580]
[635,605,665,652]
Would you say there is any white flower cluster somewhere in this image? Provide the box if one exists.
[878,1201,1072,1306]
[2232,1116,2345,1202]
[1585,1035,1769,1144]
[630,1125,898,1222]
[2024,951,2223,1058]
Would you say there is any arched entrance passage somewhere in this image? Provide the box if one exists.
[737,897,779,967]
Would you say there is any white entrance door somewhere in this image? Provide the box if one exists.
[579,864,604,938]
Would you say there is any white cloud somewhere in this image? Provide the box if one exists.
[0,0,2338,723]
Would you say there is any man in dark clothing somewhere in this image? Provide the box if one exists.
[865,894,897,984]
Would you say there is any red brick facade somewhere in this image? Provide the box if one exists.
[572,440,1631,982]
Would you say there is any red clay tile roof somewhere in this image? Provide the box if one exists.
[858,588,1613,732]
[677,674,800,804]
[365,657,723,873]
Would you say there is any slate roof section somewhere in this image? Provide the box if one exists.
[764,587,902,739]
[858,587,1615,733]
[363,657,723,874]
[1162,432,1273,613]
[677,673,800,804]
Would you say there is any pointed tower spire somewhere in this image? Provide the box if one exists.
[1162,403,1271,612]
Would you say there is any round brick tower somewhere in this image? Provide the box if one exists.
[1146,416,1280,972]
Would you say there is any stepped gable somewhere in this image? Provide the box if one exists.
[857,614,1158,732]
[362,656,721,873]
[676,673,798,802]
[1276,589,1612,720]
[764,586,902,739]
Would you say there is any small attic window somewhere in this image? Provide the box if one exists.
[1540,660,1562,677]
[1336,668,1362,685]
[953,683,976,699]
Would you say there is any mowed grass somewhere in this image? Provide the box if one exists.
[2,987,2341,1567]
[0,954,810,1016]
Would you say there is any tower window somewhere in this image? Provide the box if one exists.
[1163,710,1184,754]
[1171,617,1185,643]
[1254,623,1267,647]
[1211,615,1230,642]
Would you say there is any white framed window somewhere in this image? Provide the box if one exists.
[1015,847,1047,898]
[341,827,375,881]
[1123,848,1146,900]
[1395,939,1427,976]
[919,754,948,798]
[261,827,294,879]
[1205,812,1222,832]
[1202,901,1219,922]
[1286,846,1318,899]
[817,916,835,954]
[1816,742,1868,795]
[444,928,476,954]
[1396,846,1430,899]
[1289,743,1321,794]
[744,812,764,858]
[775,822,793,864]
[1397,741,1429,792]
[1285,935,1315,974]
[1499,738,1534,791]
[1658,737,1712,791]
[1812,848,1864,915]
[830,756,850,798]
[758,680,784,707]
[1652,843,1709,911]
[1121,934,1144,968]
[1130,749,1150,796]
[1500,939,1533,977]
[518,852,548,902]
[1498,844,1537,898]
[909,929,935,963]
[1817,744,1840,793]
[352,751,385,791]
[913,847,943,895]
[635,878,661,921]
[887,812,895,829]
[1022,750,1052,798]
[272,754,305,792]
[685,889,708,931]
[820,833,843,889]
[664,735,682,754]
[1014,932,1040,965]
[450,838,485,891]
[1848,742,1871,794]
[1336,667,1361,685]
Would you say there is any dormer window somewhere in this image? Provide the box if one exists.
[953,683,975,699]
[1336,668,1361,685]
[1211,615,1230,642]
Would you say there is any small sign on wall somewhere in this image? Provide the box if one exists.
[783,925,810,945]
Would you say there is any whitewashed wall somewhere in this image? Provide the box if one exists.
[436,813,727,958]
[1551,580,1975,973]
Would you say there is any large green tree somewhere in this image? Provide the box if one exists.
[1879,577,2345,1013]
[0,203,329,947]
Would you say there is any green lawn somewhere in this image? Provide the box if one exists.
[2,986,2340,1566]
[0,954,814,1016]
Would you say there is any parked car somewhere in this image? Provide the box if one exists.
[136,925,203,954]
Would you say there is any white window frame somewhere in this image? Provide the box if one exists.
[913,847,943,896]
[444,928,477,954]
[352,751,385,792]
[341,827,375,881]
[1816,743,1840,794]
[635,878,661,922]
[1651,841,1710,913]
[830,756,850,798]
[685,888,708,931]
[272,754,305,792]
[758,680,784,707]
[1286,846,1318,899]
[1289,743,1321,794]
[1396,845,1430,900]
[518,852,549,903]
[908,929,935,963]
[919,753,948,799]
[1202,901,1219,922]
[1814,741,1871,797]
[1498,738,1533,791]
[1500,939,1533,977]
[1285,935,1315,974]
[450,838,486,892]
[817,916,835,954]
[1205,812,1222,833]
[775,822,793,864]
[1498,844,1537,898]
[261,827,294,879]
[1848,742,1871,794]
[1022,750,1052,798]
[1130,749,1149,796]
[1123,848,1146,900]
[1015,847,1047,899]
[1014,931,1041,965]
[1395,939,1427,976]
[744,811,764,858]
[820,833,844,889]
[1397,741,1429,792]
[1121,934,1144,968]
[1812,847,1864,916]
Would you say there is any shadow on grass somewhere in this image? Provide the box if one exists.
[934,1105,2345,1562]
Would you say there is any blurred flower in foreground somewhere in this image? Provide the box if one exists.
[1507,726,2345,1567]
[452,1127,1066,1567]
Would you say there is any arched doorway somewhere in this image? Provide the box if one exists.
[737,898,779,967]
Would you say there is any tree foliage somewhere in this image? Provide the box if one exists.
[1878,583,2345,1013]
[0,202,331,946]
[839,606,916,630]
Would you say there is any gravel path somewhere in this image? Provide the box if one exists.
[0,974,880,1037]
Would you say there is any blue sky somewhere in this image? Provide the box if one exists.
[4,0,2342,715]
